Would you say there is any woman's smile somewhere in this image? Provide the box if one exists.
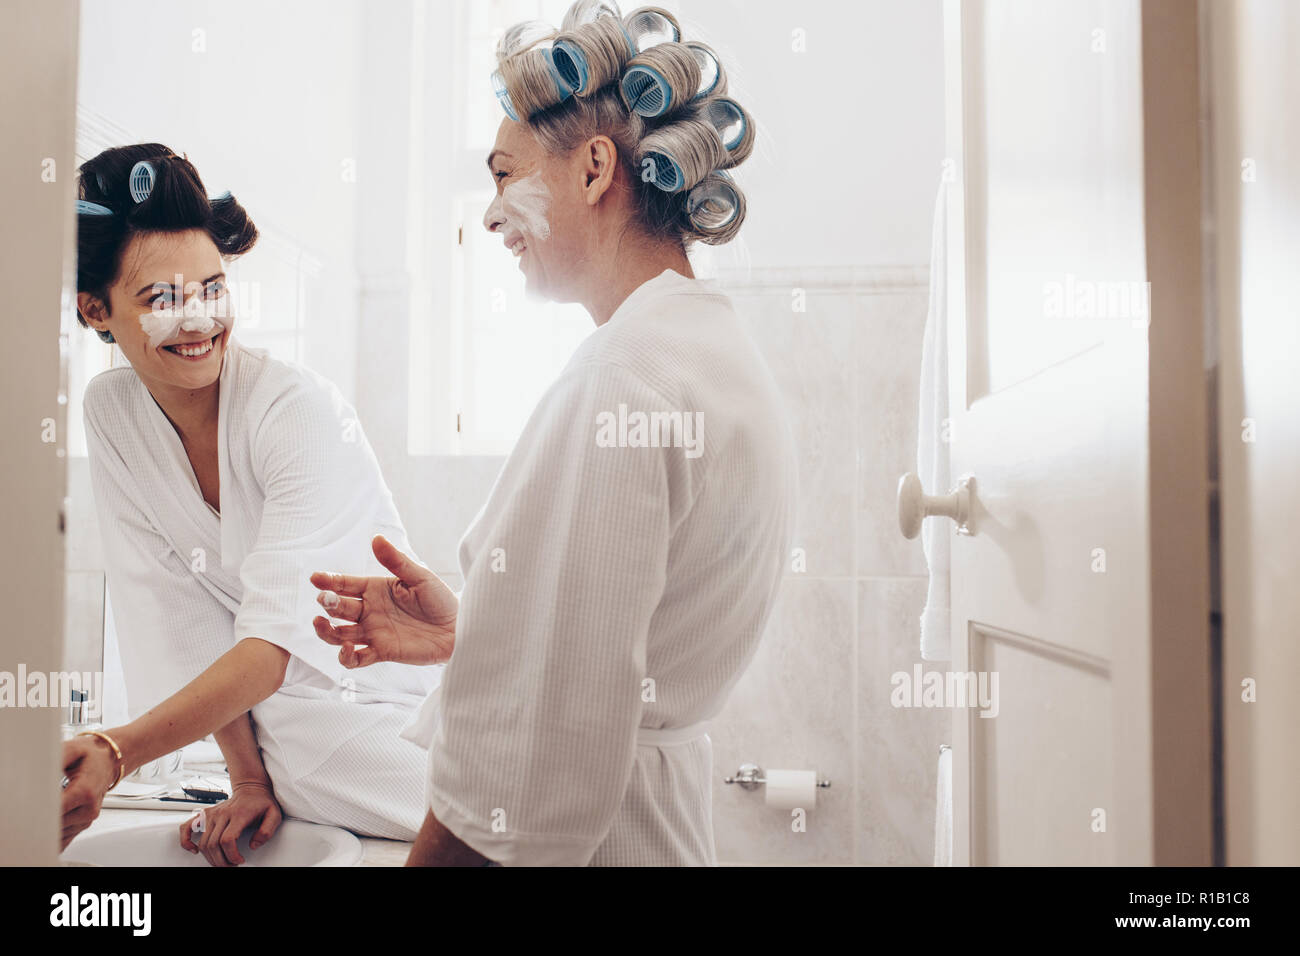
[162,331,222,361]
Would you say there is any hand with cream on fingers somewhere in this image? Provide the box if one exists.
[311,534,458,668]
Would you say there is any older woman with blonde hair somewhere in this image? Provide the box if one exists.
[311,0,794,866]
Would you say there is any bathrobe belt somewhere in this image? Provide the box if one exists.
[636,720,711,747]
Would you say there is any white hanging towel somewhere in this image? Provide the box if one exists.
[918,180,952,661]
[84,338,442,839]
[934,745,953,866]
[401,269,798,866]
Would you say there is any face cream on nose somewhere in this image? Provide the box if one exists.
[502,172,552,242]
[139,298,225,349]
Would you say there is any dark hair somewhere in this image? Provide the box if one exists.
[76,144,259,342]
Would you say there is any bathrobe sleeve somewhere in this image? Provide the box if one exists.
[84,408,238,717]
[422,362,679,866]
[234,382,400,685]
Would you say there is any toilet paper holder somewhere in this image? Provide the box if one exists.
[723,763,831,792]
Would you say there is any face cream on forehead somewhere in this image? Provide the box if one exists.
[501,172,552,241]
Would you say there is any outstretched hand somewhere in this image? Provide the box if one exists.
[310,535,457,668]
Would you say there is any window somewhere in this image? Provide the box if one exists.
[429,0,598,456]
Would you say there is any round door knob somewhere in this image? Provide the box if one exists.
[897,472,974,539]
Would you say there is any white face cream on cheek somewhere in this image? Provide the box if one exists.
[502,172,552,242]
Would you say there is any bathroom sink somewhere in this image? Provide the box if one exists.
[61,818,363,867]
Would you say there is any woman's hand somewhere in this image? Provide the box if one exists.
[59,734,121,851]
[180,781,283,867]
[310,534,457,668]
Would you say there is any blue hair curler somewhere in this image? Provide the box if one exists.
[551,37,591,94]
[621,62,674,117]
[640,150,686,192]
[76,200,114,216]
[492,69,520,121]
[623,7,680,52]
[544,48,577,102]
[686,42,722,101]
[492,48,573,120]
[128,161,156,204]
[552,12,636,95]
[686,169,741,231]
[210,190,233,202]
[706,97,748,151]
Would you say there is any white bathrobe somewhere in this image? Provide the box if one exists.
[84,339,441,840]
[401,269,797,865]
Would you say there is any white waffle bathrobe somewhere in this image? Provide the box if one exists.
[85,340,441,839]
[401,269,797,865]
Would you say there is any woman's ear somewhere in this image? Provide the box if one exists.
[582,135,619,206]
[77,291,110,333]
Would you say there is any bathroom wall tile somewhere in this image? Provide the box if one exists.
[854,291,929,577]
[733,288,857,577]
[856,578,948,865]
[712,576,855,865]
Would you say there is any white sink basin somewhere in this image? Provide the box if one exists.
[62,818,363,867]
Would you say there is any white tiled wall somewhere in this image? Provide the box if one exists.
[710,273,947,865]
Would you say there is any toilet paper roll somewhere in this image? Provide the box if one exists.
[764,769,818,810]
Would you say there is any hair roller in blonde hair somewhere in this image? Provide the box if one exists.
[622,6,681,52]
[637,116,729,192]
[620,42,702,118]
[492,20,575,120]
[561,0,623,30]
[703,96,755,167]
[637,94,756,193]
[685,169,745,241]
[684,41,726,99]
[553,4,636,96]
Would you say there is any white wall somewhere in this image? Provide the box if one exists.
[76,0,365,396]
[680,0,945,271]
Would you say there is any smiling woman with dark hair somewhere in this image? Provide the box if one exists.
[59,144,445,866]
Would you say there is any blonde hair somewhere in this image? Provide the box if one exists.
[493,1,752,246]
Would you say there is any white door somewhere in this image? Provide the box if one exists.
[938,0,1213,865]
[0,0,79,864]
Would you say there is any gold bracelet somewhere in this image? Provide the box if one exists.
[77,730,126,791]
